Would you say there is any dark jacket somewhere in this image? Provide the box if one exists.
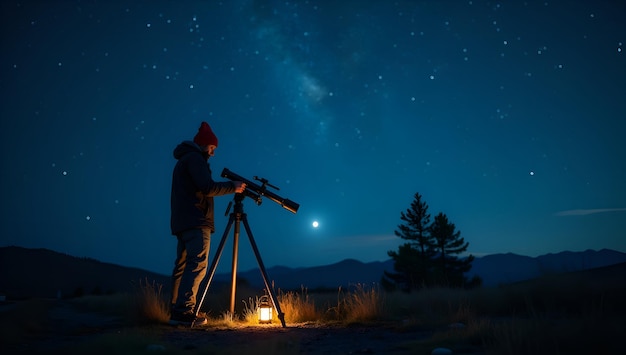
[170,141,236,235]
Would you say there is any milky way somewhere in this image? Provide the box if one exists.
[1,0,624,275]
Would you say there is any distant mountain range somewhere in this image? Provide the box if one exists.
[217,248,626,290]
[0,246,170,299]
[215,258,395,291]
[1,246,625,299]
[467,249,626,287]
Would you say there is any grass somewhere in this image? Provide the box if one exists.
[324,283,385,323]
[277,287,319,324]
[130,278,170,324]
[180,276,623,354]
[2,266,624,354]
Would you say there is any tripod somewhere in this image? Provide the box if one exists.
[195,193,286,327]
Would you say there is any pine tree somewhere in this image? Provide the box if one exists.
[382,192,436,291]
[395,192,432,253]
[429,212,475,287]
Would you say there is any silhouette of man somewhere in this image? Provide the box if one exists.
[169,121,245,326]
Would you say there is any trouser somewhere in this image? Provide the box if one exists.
[170,228,211,313]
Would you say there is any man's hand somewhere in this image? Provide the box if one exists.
[233,181,246,193]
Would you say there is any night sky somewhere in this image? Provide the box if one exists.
[1,1,625,276]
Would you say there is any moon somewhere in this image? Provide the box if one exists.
[312,221,319,228]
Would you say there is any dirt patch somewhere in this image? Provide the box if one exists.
[161,323,435,354]
[1,299,126,353]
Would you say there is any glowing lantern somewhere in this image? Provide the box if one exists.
[258,295,273,324]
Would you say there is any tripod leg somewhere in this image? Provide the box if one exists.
[194,213,235,319]
[229,216,241,316]
[241,215,287,327]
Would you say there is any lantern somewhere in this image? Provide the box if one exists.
[258,294,273,324]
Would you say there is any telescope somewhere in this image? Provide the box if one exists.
[197,168,299,327]
[221,168,299,214]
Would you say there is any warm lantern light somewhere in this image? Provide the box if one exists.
[258,295,273,324]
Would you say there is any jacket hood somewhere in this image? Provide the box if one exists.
[173,140,202,160]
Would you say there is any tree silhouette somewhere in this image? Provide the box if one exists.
[430,212,475,287]
[382,192,436,291]
[395,192,433,254]
[383,193,480,290]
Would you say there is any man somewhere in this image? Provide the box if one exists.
[169,121,246,326]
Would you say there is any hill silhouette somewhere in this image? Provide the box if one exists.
[467,248,626,286]
[0,246,169,299]
[1,246,625,299]
[222,248,626,289]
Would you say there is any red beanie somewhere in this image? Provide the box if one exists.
[193,121,218,147]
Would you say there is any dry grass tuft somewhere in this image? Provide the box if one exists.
[278,287,318,323]
[343,283,385,323]
[131,278,169,324]
[323,283,385,324]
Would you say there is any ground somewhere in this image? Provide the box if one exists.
[0,299,484,354]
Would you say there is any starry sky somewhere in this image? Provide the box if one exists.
[1,0,625,276]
